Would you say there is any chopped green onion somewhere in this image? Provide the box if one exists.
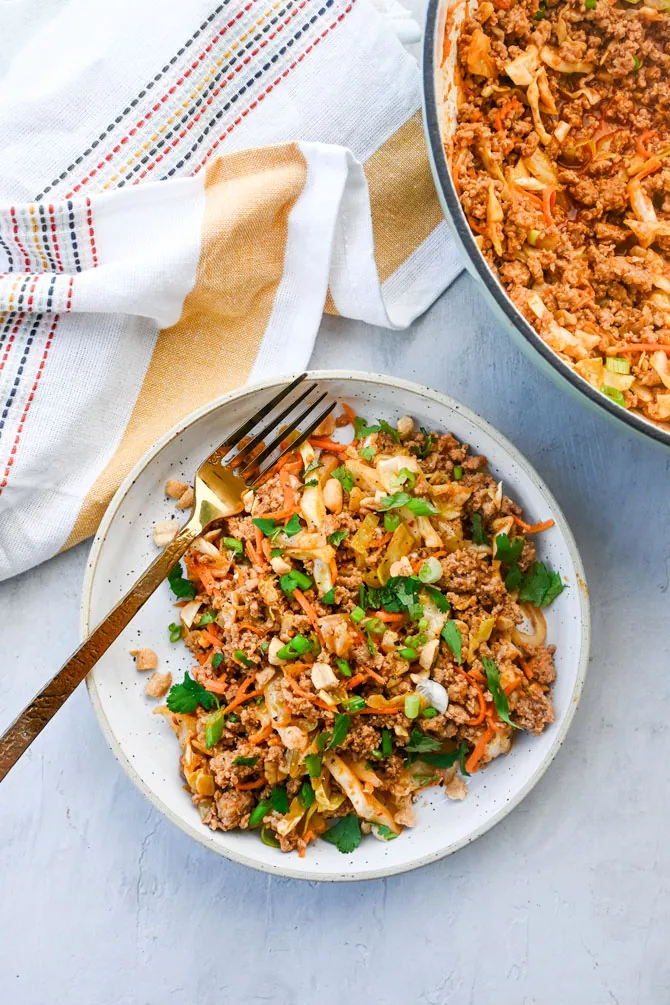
[585,0,595,8]
[233,756,259,767]
[270,548,283,557]
[602,385,626,407]
[398,467,416,490]
[341,695,366,713]
[404,694,421,719]
[336,658,352,678]
[417,617,428,631]
[205,710,226,749]
[350,606,366,624]
[276,634,313,660]
[168,622,183,643]
[633,55,641,71]
[381,729,393,757]
[248,800,272,829]
[359,446,376,461]
[384,512,401,532]
[422,707,438,719]
[280,570,313,596]
[259,641,269,654]
[223,536,244,555]
[370,749,383,760]
[298,780,315,808]
[233,649,253,668]
[399,646,417,660]
[304,754,322,778]
[418,557,443,584]
[453,465,463,480]
[321,588,336,604]
[212,652,224,669]
[260,826,280,848]
[605,357,630,375]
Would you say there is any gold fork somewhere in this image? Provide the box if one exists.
[0,373,334,782]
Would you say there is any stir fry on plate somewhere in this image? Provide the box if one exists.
[152,408,564,855]
[451,0,670,426]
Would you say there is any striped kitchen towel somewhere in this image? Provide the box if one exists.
[0,0,462,581]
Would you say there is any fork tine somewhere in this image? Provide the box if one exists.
[247,400,337,483]
[229,382,319,468]
[213,372,308,456]
[240,391,329,476]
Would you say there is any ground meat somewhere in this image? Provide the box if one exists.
[452,0,670,428]
[157,415,561,853]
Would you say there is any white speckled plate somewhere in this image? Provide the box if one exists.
[82,371,589,881]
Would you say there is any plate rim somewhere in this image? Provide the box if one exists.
[81,369,591,881]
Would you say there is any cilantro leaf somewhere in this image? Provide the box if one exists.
[419,741,470,774]
[298,780,315,808]
[441,621,462,664]
[377,419,400,444]
[321,588,336,604]
[322,815,362,854]
[505,565,522,593]
[482,657,518,729]
[412,428,435,459]
[253,517,279,537]
[270,786,290,814]
[167,562,197,600]
[423,585,450,613]
[166,672,218,713]
[494,533,525,565]
[379,491,411,511]
[223,536,244,555]
[332,466,354,493]
[384,512,401,532]
[359,446,376,461]
[406,497,438,517]
[406,729,442,754]
[197,609,217,626]
[328,529,348,547]
[205,709,226,749]
[471,513,489,545]
[518,561,565,607]
[354,416,380,440]
[373,824,398,841]
[302,459,322,479]
[304,754,322,778]
[328,713,351,749]
[283,513,301,537]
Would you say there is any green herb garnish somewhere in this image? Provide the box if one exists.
[328,529,348,547]
[398,467,416,490]
[298,780,315,808]
[283,513,301,537]
[233,755,259,767]
[441,621,462,665]
[602,385,626,408]
[482,657,518,729]
[494,533,525,565]
[374,824,398,841]
[322,815,362,853]
[212,652,224,669]
[303,459,322,479]
[518,561,565,607]
[412,427,435,459]
[166,672,218,713]
[471,513,489,545]
[304,754,322,778]
[399,646,417,660]
[328,713,351,749]
[633,55,641,71]
[422,707,438,719]
[423,584,449,612]
[197,609,218,626]
[248,800,272,829]
[359,446,376,461]
[354,416,380,440]
[336,658,352,678]
[260,826,280,848]
[276,634,313,660]
[384,512,401,532]
[167,562,197,600]
[332,465,354,493]
[321,588,336,604]
[280,570,313,596]
[341,695,366,713]
[406,729,442,754]
[233,649,253,668]
[223,536,244,555]
[270,786,290,815]
[205,709,226,749]
[350,606,366,623]
[168,622,183,643]
[382,729,393,757]
[453,465,463,480]
[535,0,545,18]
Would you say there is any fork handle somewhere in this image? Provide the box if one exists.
[0,520,201,782]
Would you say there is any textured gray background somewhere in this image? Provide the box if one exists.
[1,270,669,1005]
[2,0,669,999]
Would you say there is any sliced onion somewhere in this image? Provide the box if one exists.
[512,603,547,649]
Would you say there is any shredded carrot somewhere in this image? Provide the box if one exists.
[542,186,556,228]
[199,627,222,649]
[512,515,555,534]
[245,540,261,566]
[345,673,367,690]
[518,657,534,681]
[359,706,399,715]
[329,556,338,586]
[272,451,298,473]
[198,566,218,595]
[494,96,519,133]
[308,437,348,452]
[614,343,670,354]
[279,465,296,511]
[374,610,406,623]
[456,668,488,726]
[254,524,267,565]
[261,538,272,562]
[492,0,510,8]
[291,588,322,636]
[465,726,495,774]
[238,622,266,636]
[365,667,386,685]
[201,677,229,695]
[503,674,523,696]
[341,402,357,427]
[249,722,273,744]
[253,508,296,521]
[222,673,256,714]
[637,129,659,159]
